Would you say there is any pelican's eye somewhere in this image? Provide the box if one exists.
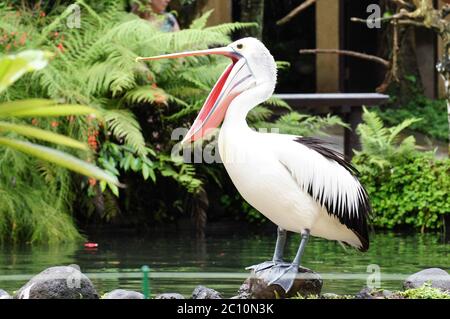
[236,43,244,50]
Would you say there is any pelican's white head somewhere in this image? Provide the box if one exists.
[136,37,277,143]
[226,37,277,97]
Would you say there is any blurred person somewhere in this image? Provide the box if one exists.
[131,0,180,32]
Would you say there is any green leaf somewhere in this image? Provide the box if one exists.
[99,158,120,176]
[130,157,141,171]
[108,183,119,197]
[142,164,150,180]
[0,137,120,185]
[8,105,101,118]
[100,180,107,192]
[0,99,56,117]
[148,167,156,182]
[0,121,88,150]
[276,61,291,70]
[123,153,133,171]
[0,50,51,93]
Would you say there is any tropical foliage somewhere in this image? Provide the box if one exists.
[376,93,448,142]
[353,109,450,231]
[0,50,119,184]
[0,1,344,242]
[0,50,120,243]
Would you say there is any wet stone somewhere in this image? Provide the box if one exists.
[103,289,144,299]
[239,266,322,299]
[321,293,340,299]
[155,293,185,299]
[0,289,11,299]
[404,268,450,291]
[192,286,222,299]
[15,265,98,299]
[355,287,403,299]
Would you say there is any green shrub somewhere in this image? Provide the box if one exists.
[376,94,448,142]
[354,152,450,230]
[353,109,450,231]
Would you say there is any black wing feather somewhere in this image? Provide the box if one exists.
[295,137,371,252]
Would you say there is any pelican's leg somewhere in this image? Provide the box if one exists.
[246,227,288,272]
[273,227,288,262]
[266,229,310,293]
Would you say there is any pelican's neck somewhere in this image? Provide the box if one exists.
[222,83,273,131]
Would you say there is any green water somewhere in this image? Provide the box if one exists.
[0,231,448,298]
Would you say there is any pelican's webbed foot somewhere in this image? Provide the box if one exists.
[263,264,299,293]
[246,261,275,273]
[245,261,290,273]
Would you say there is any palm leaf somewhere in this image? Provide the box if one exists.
[0,121,88,150]
[4,104,100,117]
[0,137,119,185]
[0,50,50,93]
[0,99,56,117]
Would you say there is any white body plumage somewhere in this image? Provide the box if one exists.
[218,88,369,250]
[137,37,370,252]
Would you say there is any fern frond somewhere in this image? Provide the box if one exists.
[388,118,421,144]
[276,61,291,70]
[123,86,167,105]
[204,22,258,35]
[104,109,147,156]
[190,9,214,30]
[253,112,345,136]
[178,62,230,88]
[248,106,273,122]
[141,29,232,53]
[356,108,419,166]
[263,96,292,110]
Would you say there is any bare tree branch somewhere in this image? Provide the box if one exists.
[392,22,400,82]
[276,0,316,26]
[397,19,428,27]
[299,49,391,68]
[350,10,411,25]
[389,0,416,10]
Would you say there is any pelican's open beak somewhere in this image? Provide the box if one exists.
[136,47,253,145]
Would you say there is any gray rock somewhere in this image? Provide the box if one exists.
[321,293,340,299]
[192,286,222,299]
[382,290,395,298]
[230,288,251,299]
[355,287,403,299]
[103,289,144,299]
[155,293,185,299]
[404,268,450,291]
[15,265,98,299]
[239,266,322,299]
[0,289,11,299]
[355,286,377,299]
[233,281,252,299]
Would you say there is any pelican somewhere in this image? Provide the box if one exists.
[136,38,370,292]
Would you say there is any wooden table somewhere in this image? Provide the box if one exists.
[273,93,390,159]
